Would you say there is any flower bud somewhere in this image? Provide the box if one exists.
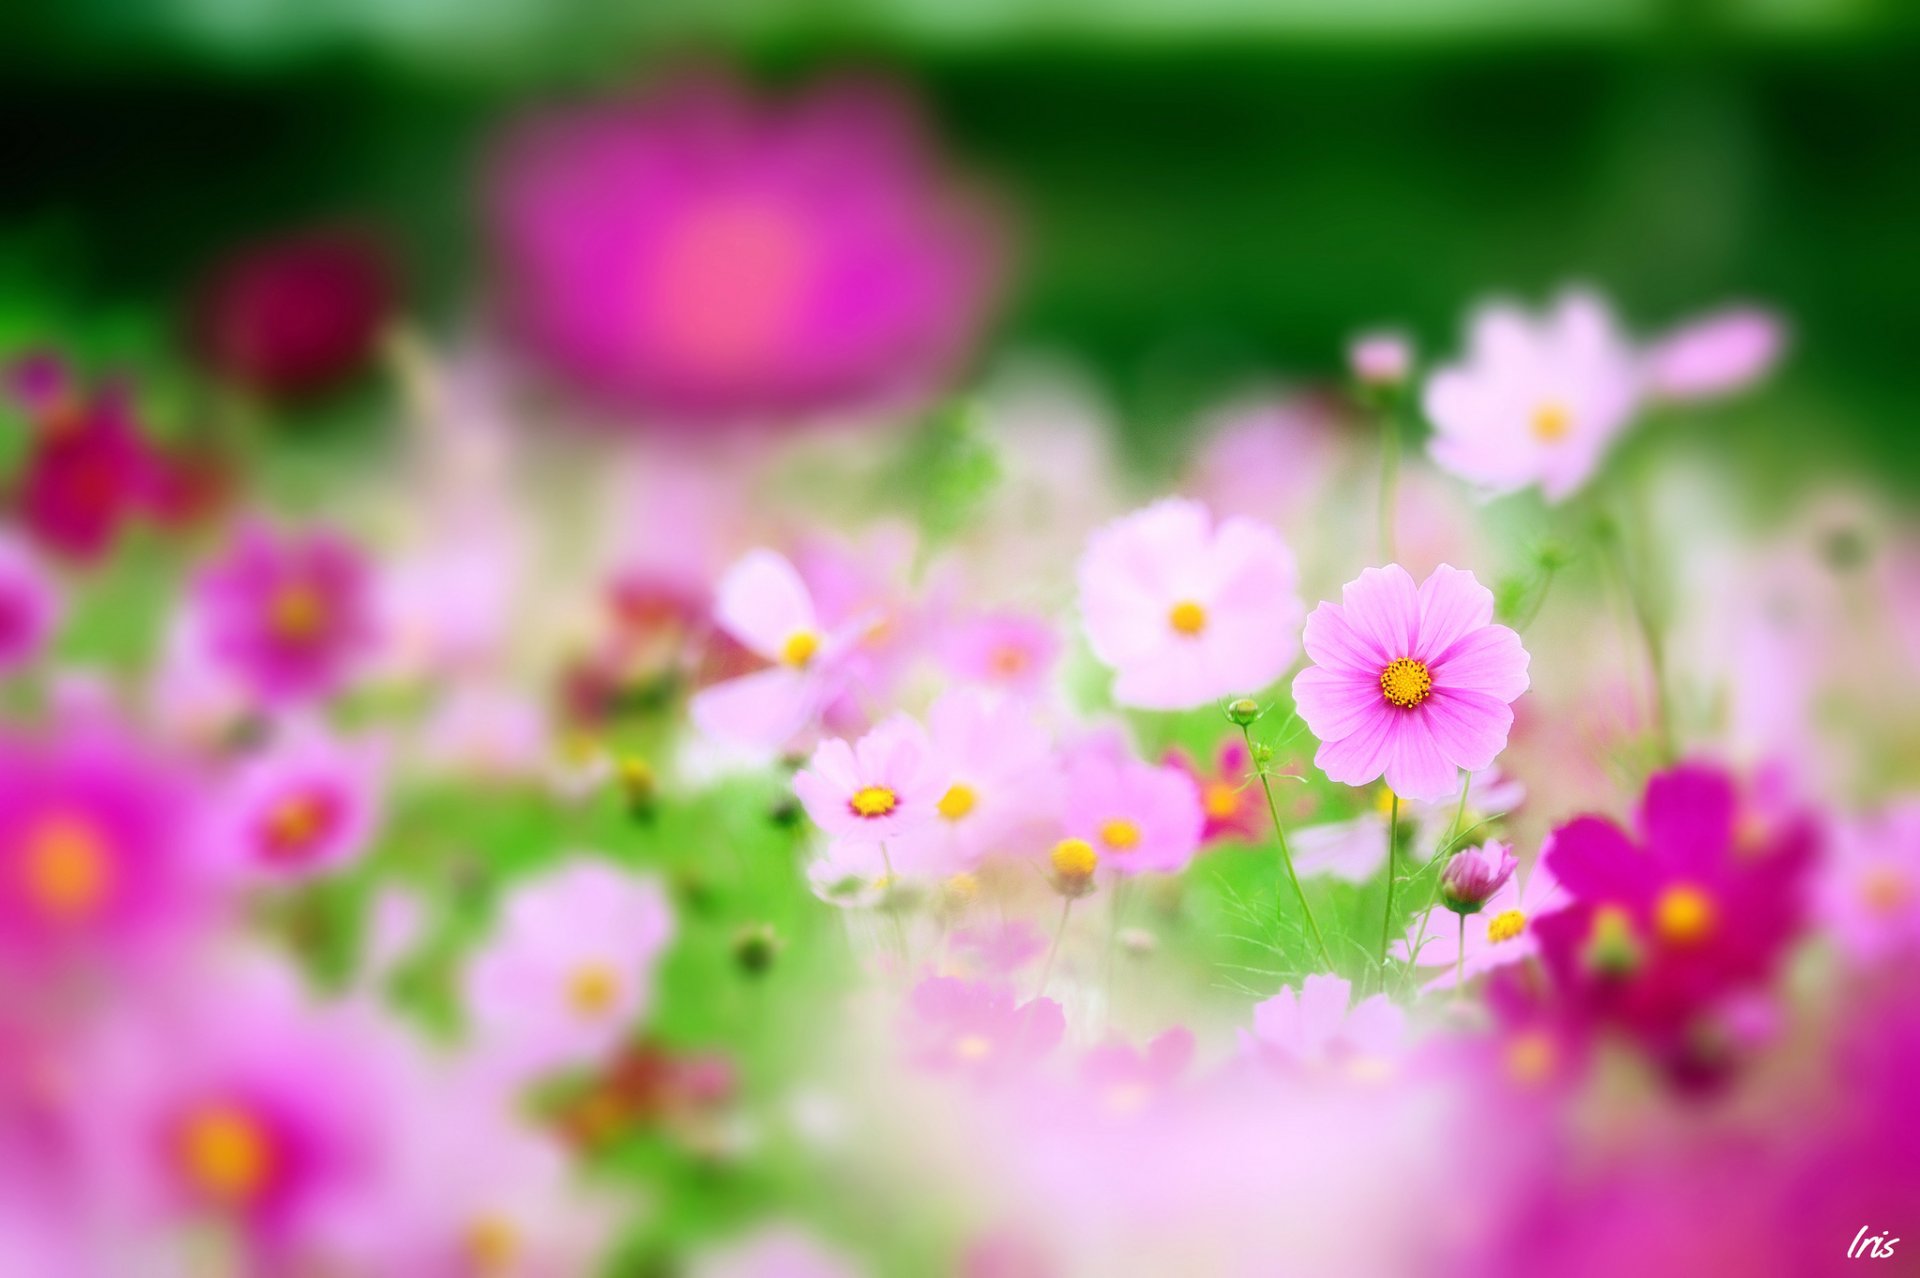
[733,923,780,976]
[1226,697,1261,726]
[1440,840,1519,915]
[1349,330,1413,387]
[1050,838,1098,898]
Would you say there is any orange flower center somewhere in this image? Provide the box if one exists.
[269,583,326,642]
[1485,909,1527,944]
[1379,658,1433,708]
[849,786,898,819]
[936,784,976,821]
[568,963,620,1017]
[1168,600,1207,636]
[177,1103,274,1205]
[1654,884,1715,945]
[1099,818,1141,852]
[21,813,113,921]
[1531,402,1572,442]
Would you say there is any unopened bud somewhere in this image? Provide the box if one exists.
[1226,698,1261,726]
[733,923,780,976]
[1349,330,1413,387]
[1050,838,1098,897]
[1440,841,1519,916]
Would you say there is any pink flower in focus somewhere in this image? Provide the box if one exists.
[1817,800,1920,966]
[0,532,59,674]
[903,975,1064,1084]
[1291,564,1529,803]
[938,610,1061,702]
[1399,855,1566,991]
[1164,737,1264,845]
[217,727,384,882]
[1062,744,1203,877]
[1643,306,1784,401]
[794,715,941,843]
[1240,973,1406,1079]
[463,860,676,1083]
[487,71,1001,424]
[1423,290,1640,501]
[889,690,1061,873]
[193,521,377,707]
[1078,498,1302,709]
[690,549,856,749]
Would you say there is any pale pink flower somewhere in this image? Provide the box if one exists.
[1078,498,1302,709]
[0,532,58,675]
[1398,856,1567,990]
[1240,973,1406,1078]
[691,549,855,749]
[1061,743,1203,877]
[1423,290,1640,501]
[1350,330,1413,385]
[1291,564,1530,802]
[463,860,676,1083]
[1181,393,1348,527]
[793,715,941,843]
[692,1224,867,1278]
[1644,306,1785,401]
[216,726,383,882]
[937,610,1060,702]
[888,690,1061,873]
[902,975,1064,1085]
[1817,801,1920,966]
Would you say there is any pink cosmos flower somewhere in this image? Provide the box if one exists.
[1438,840,1519,913]
[1076,1026,1194,1116]
[1398,855,1566,991]
[1061,742,1204,877]
[0,532,59,674]
[216,727,384,883]
[1164,737,1264,845]
[1643,306,1784,401]
[1239,974,1406,1079]
[937,610,1061,702]
[1180,392,1348,528]
[487,70,1001,424]
[7,363,167,563]
[1291,564,1530,803]
[1423,290,1641,501]
[193,520,377,707]
[888,690,1061,873]
[463,860,676,1084]
[794,715,941,843]
[1817,800,1920,966]
[690,549,857,749]
[1078,498,1302,709]
[947,921,1048,977]
[1350,330,1413,385]
[903,975,1065,1085]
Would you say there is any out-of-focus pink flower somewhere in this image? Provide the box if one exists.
[1349,330,1413,385]
[794,715,941,843]
[1062,743,1203,877]
[6,360,168,563]
[487,70,1001,424]
[1400,855,1565,991]
[947,920,1048,977]
[1180,393,1349,527]
[1818,799,1920,966]
[1292,564,1530,802]
[1076,1026,1194,1115]
[903,975,1064,1084]
[1642,306,1784,402]
[463,860,676,1083]
[691,549,857,749]
[0,532,59,674]
[1239,973,1406,1080]
[1438,839,1519,913]
[1531,763,1817,1067]
[1164,737,1264,845]
[1423,290,1640,501]
[692,1224,868,1278]
[889,690,1060,873]
[937,611,1061,702]
[216,727,384,883]
[1078,498,1302,710]
[192,520,378,708]
[191,227,395,400]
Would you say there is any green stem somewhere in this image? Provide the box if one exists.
[1377,404,1400,563]
[1035,897,1073,1001]
[1400,769,1470,995]
[1600,513,1674,764]
[1239,723,1334,971]
[876,842,911,969]
[1516,563,1559,632]
[1379,794,1400,987]
[1455,912,1466,999]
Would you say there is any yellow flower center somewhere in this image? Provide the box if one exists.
[261,792,330,860]
[1531,402,1572,442]
[1202,782,1240,820]
[937,784,977,821]
[955,1034,993,1061]
[1168,600,1207,636]
[21,814,113,921]
[568,963,620,1017]
[1862,865,1912,915]
[989,645,1029,676]
[269,583,326,642]
[1485,908,1527,944]
[944,873,980,904]
[1099,819,1141,852]
[1051,838,1098,880]
[779,630,820,669]
[1379,658,1433,709]
[1654,883,1715,945]
[849,786,898,819]
[178,1103,274,1205]
[465,1213,520,1274]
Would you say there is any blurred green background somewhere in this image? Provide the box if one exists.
[4,0,1918,490]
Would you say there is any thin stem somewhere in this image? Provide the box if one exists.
[1239,724,1334,970]
[1600,515,1674,764]
[1401,770,1472,994]
[876,842,911,969]
[1377,403,1400,563]
[1379,794,1400,987]
[1034,897,1073,1001]
[1515,563,1559,633]
[1455,912,1466,999]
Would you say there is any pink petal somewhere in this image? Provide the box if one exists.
[714,550,816,660]
[1292,664,1385,743]
[1313,704,1396,788]
[1340,565,1418,659]
[1414,564,1493,661]
[1429,624,1529,702]
[1301,600,1387,675]
[1420,688,1514,772]
[690,667,815,746]
[1382,712,1458,802]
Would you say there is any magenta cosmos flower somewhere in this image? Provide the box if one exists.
[1164,737,1264,846]
[1061,739,1204,877]
[1291,564,1529,803]
[464,859,676,1084]
[1078,498,1302,710]
[216,727,384,883]
[487,70,1001,424]
[793,714,941,843]
[193,521,377,707]
[1423,290,1641,502]
[690,549,858,749]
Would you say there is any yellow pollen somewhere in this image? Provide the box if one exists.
[1504,1031,1557,1085]
[1168,600,1207,636]
[1203,782,1240,820]
[955,1034,993,1061]
[1051,838,1098,880]
[1379,658,1433,709]
[1655,884,1716,945]
[1099,819,1141,852]
[465,1214,520,1273]
[779,630,820,669]
[568,963,620,1017]
[849,786,897,819]
[1485,909,1527,944]
[269,584,325,641]
[1862,865,1913,915]
[178,1103,273,1204]
[937,784,977,821]
[1531,402,1572,442]
[261,793,328,859]
[21,814,113,921]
